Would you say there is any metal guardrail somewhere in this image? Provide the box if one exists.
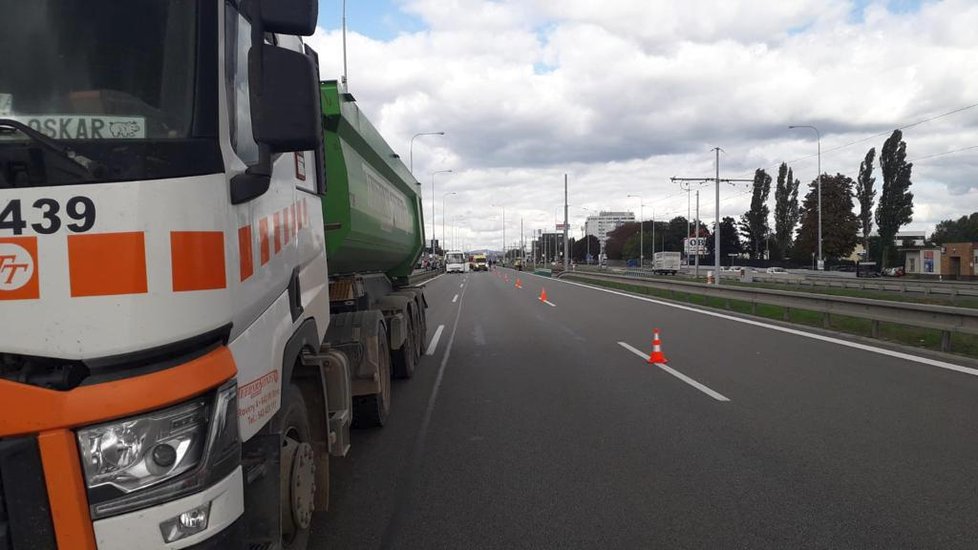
[408,270,441,285]
[575,265,978,299]
[737,273,978,299]
[559,270,978,352]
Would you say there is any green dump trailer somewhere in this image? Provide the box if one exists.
[318,81,428,434]
[320,80,425,282]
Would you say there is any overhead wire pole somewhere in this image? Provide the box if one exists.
[430,169,452,253]
[695,190,700,279]
[671,148,752,286]
[491,204,505,262]
[442,192,456,256]
[563,174,570,272]
[627,195,644,268]
[341,0,348,86]
[676,181,693,266]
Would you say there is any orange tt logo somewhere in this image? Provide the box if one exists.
[0,239,39,299]
[0,254,31,286]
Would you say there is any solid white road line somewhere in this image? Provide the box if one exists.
[543,300,556,307]
[425,325,445,356]
[452,294,459,303]
[547,274,978,379]
[422,273,445,285]
[618,342,731,402]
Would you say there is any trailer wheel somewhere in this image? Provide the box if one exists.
[353,323,391,428]
[415,296,427,354]
[392,308,418,379]
[278,383,316,550]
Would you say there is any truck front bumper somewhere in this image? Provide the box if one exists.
[93,467,244,550]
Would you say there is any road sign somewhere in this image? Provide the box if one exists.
[684,237,707,255]
[556,223,569,231]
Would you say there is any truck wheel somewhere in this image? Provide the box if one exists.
[392,309,417,379]
[353,323,391,428]
[411,302,424,362]
[278,383,316,550]
[417,296,427,350]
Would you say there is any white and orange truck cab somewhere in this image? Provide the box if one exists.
[0,1,416,549]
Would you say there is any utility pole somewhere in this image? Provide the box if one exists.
[341,0,348,86]
[520,217,525,263]
[695,190,700,279]
[714,147,721,285]
[563,174,570,272]
[672,149,752,285]
[677,181,694,266]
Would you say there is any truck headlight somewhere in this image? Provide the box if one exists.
[77,380,240,519]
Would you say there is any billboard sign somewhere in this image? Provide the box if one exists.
[684,237,708,255]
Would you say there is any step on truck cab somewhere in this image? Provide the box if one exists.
[0,1,426,549]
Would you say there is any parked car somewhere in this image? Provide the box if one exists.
[766,267,789,274]
[882,267,905,277]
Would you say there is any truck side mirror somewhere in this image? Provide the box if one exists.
[252,44,320,153]
[230,0,321,205]
[261,0,318,36]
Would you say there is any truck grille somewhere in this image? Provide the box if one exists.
[0,437,56,550]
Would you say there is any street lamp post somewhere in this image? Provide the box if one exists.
[578,207,594,264]
[492,204,505,263]
[410,131,445,175]
[430,169,453,253]
[789,125,822,270]
[442,191,456,255]
[627,195,645,268]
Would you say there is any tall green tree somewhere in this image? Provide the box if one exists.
[604,222,639,260]
[707,217,741,261]
[931,213,978,244]
[855,147,877,254]
[792,174,859,263]
[875,130,914,267]
[738,169,772,259]
[774,162,801,260]
[572,235,601,262]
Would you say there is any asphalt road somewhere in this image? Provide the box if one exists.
[310,267,978,549]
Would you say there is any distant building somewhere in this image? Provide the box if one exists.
[585,211,635,251]
[868,230,927,247]
[903,248,942,276]
[940,242,978,280]
[895,231,927,247]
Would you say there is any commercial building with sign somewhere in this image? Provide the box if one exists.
[903,248,942,276]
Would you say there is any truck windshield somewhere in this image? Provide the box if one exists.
[0,0,221,186]
[447,254,465,264]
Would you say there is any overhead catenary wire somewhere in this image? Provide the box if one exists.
[738,100,978,179]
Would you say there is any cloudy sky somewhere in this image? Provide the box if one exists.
[307,0,978,251]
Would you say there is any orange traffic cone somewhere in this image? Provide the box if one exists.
[648,328,668,364]
[539,288,547,302]
[515,279,522,288]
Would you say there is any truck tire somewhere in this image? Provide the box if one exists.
[353,323,391,428]
[392,307,417,379]
[277,383,316,550]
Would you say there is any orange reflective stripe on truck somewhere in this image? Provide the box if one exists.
[171,231,227,292]
[38,429,98,550]
[0,345,237,436]
[68,232,148,297]
[0,346,236,548]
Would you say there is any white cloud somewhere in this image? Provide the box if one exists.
[307,0,978,250]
